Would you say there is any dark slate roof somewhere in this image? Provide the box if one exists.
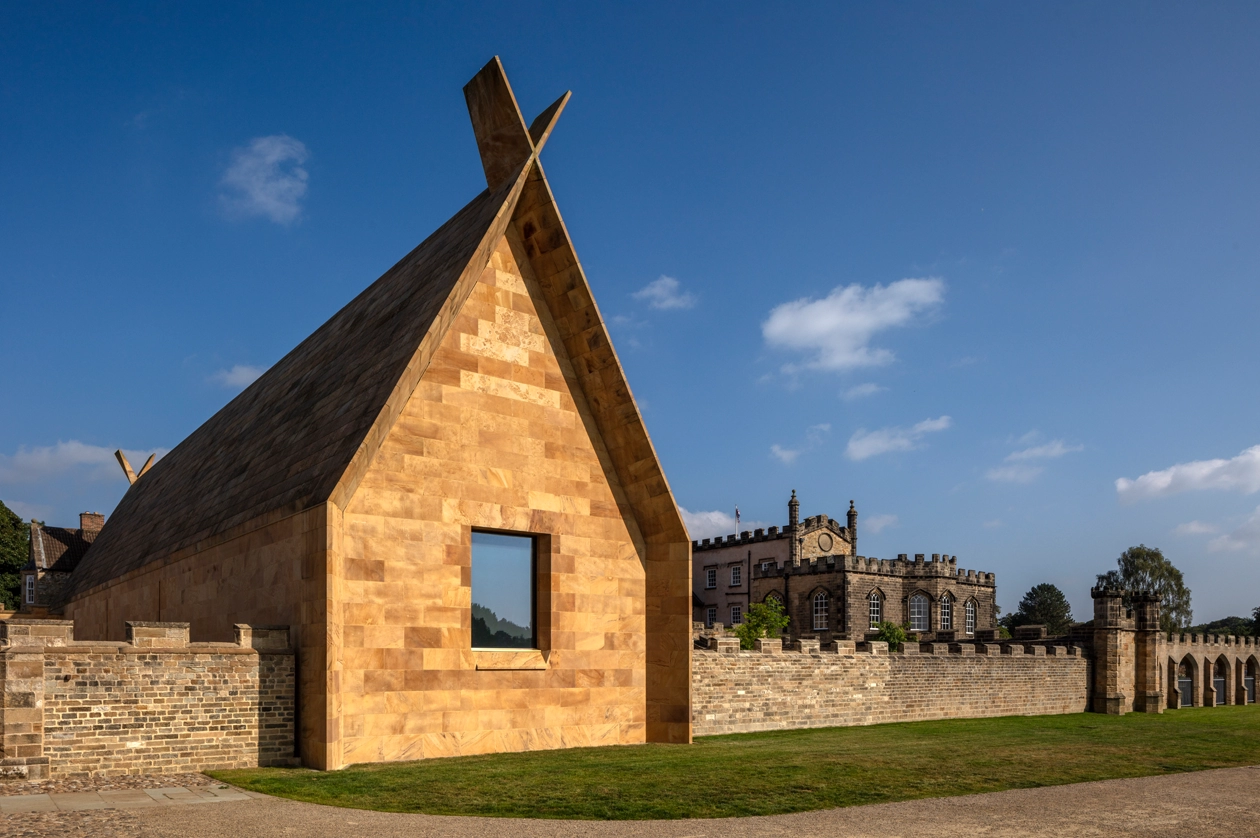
[28,524,98,574]
[66,182,512,601]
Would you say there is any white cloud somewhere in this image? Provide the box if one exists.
[1004,440,1083,461]
[219,135,310,224]
[982,519,1003,529]
[864,514,897,534]
[1174,520,1218,536]
[986,438,1082,483]
[679,507,769,540]
[762,277,945,372]
[1208,506,1260,554]
[842,383,886,401]
[1116,445,1260,503]
[632,275,696,310]
[985,464,1044,484]
[0,441,168,484]
[2,499,52,521]
[209,364,265,389]
[770,444,800,464]
[846,415,952,461]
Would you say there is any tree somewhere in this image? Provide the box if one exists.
[0,500,28,611]
[1253,605,1260,636]
[1096,544,1192,634]
[1000,583,1075,636]
[732,598,790,650]
[874,621,907,650]
[1186,616,1253,637]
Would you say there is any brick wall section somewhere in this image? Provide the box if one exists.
[0,619,295,778]
[692,643,1089,736]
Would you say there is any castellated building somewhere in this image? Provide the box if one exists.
[692,492,997,643]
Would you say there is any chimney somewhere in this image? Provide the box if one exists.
[80,512,105,533]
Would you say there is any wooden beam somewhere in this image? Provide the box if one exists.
[114,450,137,485]
[529,91,571,154]
[463,56,534,190]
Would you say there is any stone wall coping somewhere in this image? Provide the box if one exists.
[693,641,1092,661]
[27,641,292,656]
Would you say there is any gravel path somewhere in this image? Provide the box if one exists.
[121,765,1260,838]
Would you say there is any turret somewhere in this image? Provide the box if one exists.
[847,500,858,555]
[788,490,800,565]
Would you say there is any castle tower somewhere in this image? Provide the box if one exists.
[1132,591,1164,713]
[1091,587,1134,715]
[788,490,800,566]
[847,500,858,556]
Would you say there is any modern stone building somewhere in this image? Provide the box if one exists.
[52,57,692,770]
[693,492,997,644]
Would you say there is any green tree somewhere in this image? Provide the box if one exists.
[0,500,29,610]
[732,598,790,650]
[1186,616,1253,637]
[874,621,907,650]
[1000,583,1075,636]
[1096,544,1192,634]
[1253,605,1260,636]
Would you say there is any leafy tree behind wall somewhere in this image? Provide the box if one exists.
[0,500,28,610]
[1096,544,1192,634]
[1186,616,1253,637]
[1000,583,1075,636]
[732,598,790,650]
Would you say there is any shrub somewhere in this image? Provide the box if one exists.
[733,598,790,650]
[874,621,907,651]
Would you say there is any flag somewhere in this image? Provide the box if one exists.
[735,506,740,531]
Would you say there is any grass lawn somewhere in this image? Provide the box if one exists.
[211,707,1260,820]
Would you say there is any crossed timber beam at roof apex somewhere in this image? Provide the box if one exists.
[464,56,570,191]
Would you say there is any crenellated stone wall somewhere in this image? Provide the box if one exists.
[692,636,1090,736]
[0,619,295,779]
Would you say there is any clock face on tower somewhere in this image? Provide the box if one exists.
[817,532,833,553]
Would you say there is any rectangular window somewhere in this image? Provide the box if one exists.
[730,565,742,586]
[940,597,952,631]
[706,606,717,627]
[730,605,743,625]
[761,561,770,573]
[25,575,34,604]
[909,595,929,632]
[471,531,535,649]
[705,567,717,589]
[965,600,976,635]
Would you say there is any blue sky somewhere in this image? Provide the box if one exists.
[3,3,1259,623]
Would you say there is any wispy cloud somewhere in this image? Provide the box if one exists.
[632,275,696,310]
[762,277,945,373]
[770,444,799,464]
[679,507,769,540]
[846,416,951,461]
[771,424,831,465]
[842,383,886,401]
[982,519,1003,529]
[1208,506,1260,554]
[986,438,1083,483]
[1116,445,1260,503]
[864,513,897,534]
[219,135,310,225]
[0,441,168,484]
[1174,520,1218,536]
[209,364,265,390]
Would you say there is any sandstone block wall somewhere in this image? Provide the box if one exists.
[0,619,295,778]
[692,643,1089,736]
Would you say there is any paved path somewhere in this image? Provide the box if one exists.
[121,766,1260,838]
[0,784,261,813]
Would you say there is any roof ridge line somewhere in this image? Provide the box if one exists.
[327,157,535,512]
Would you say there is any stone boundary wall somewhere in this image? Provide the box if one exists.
[692,638,1090,736]
[0,619,296,779]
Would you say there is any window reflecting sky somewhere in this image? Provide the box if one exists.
[471,532,533,630]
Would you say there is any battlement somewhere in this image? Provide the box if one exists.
[692,519,852,551]
[752,553,995,585]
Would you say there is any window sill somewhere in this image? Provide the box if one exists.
[472,649,549,671]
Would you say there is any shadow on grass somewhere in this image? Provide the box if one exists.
[211,707,1260,820]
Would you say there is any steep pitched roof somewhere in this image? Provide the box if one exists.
[28,523,98,573]
[66,56,688,608]
[66,170,526,601]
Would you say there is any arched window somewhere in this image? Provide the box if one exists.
[939,594,953,631]
[909,593,929,632]
[1246,659,1257,704]
[1177,658,1194,707]
[868,591,882,629]
[812,591,829,631]
[964,600,976,636]
[765,591,784,609]
[1214,659,1228,706]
